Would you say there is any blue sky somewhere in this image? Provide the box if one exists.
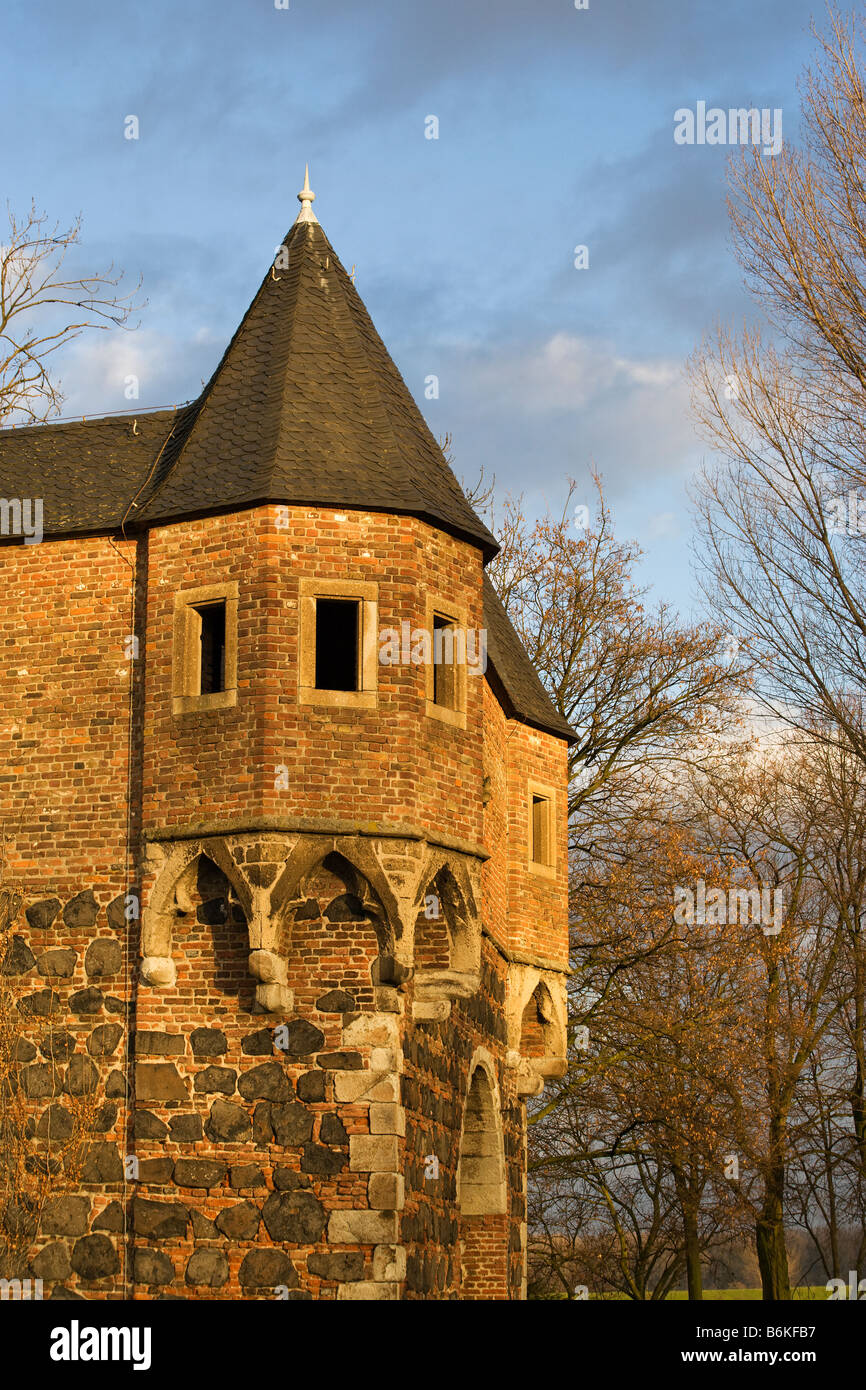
[1,0,826,613]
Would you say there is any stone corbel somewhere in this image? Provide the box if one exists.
[530,1055,568,1080]
[140,955,177,988]
[504,964,569,1092]
[505,1049,545,1097]
[248,949,293,1014]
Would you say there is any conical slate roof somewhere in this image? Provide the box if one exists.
[133,208,498,556]
[0,196,497,558]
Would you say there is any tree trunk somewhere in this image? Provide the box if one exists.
[756,1182,790,1300]
[672,1162,703,1300]
[684,1205,704,1301]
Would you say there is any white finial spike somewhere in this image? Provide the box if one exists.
[296,164,318,224]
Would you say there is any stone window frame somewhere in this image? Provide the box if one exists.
[424,592,468,730]
[172,580,239,716]
[298,576,378,709]
[526,778,557,879]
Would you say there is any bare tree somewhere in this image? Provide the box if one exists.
[690,9,866,766]
[487,475,739,857]
[0,201,142,427]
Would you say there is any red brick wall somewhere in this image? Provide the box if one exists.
[482,683,569,968]
[143,506,486,849]
[401,940,525,1300]
[459,1213,510,1299]
[0,533,136,894]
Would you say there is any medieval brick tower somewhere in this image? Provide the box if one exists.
[0,171,573,1300]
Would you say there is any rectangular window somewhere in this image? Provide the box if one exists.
[172,581,239,715]
[425,594,468,728]
[531,794,551,866]
[315,598,360,691]
[298,578,378,709]
[432,613,457,709]
[527,780,556,876]
[195,602,226,694]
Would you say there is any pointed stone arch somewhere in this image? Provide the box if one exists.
[457,1049,510,1300]
[141,837,293,1009]
[519,980,558,1059]
[411,852,481,1018]
[504,965,568,1094]
[270,838,400,958]
[415,862,476,972]
[141,838,252,987]
[456,1049,507,1216]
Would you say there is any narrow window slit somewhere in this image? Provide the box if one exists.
[195,602,226,695]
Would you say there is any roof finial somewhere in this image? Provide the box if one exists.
[296,164,318,224]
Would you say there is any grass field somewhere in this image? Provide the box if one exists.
[668,1287,829,1301]
[584,1287,830,1301]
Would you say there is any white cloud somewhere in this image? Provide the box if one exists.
[54,325,214,417]
[648,510,681,538]
[441,331,701,500]
[459,332,683,413]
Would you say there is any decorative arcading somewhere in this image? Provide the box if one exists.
[140,832,484,1016]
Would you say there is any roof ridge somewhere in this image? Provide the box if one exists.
[0,406,181,438]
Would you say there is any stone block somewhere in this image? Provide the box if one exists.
[37,948,77,978]
[190,1028,227,1056]
[368,1172,404,1210]
[186,1249,229,1288]
[368,1103,405,1136]
[327,1209,398,1245]
[336,1281,398,1300]
[71,1234,119,1280]
[238,1061,290,1102]
[341,1013,400,1049]
[173,1158,226,1190]
[349,1134,399,1172]
[84,939,122,978]
[41,1195,90,1236]
[135,1032,185,1056]
[140,956,176,988]
[307,1252,364,1281]
[412,1000,451,1022]
[193,1065,237,1095]
[333,1070,399,1104]
[135,1063,188,1103]
[373,1244,406,1282]
[370,1047,401,1072]
[32,1242,72,1281]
